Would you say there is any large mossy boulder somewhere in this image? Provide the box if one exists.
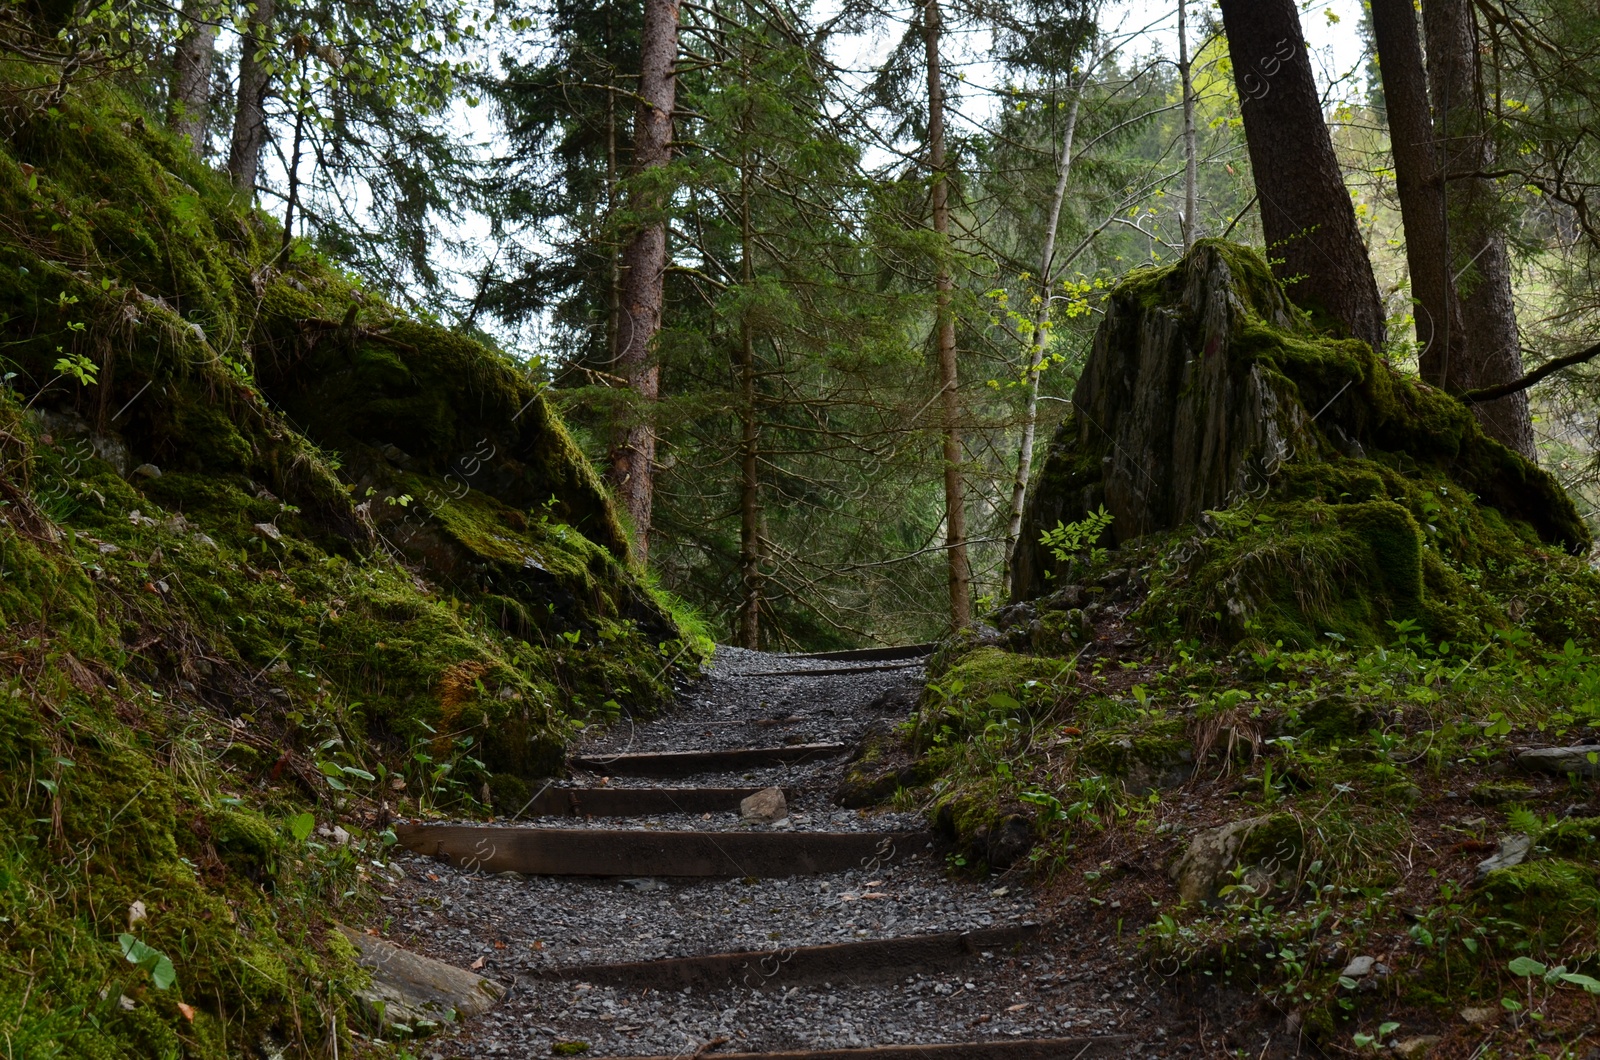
[1014,241,1597,647]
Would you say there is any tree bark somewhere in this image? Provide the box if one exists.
[227,0,277,195]
[1217,0,1386,353]
[1178,0,1199,248]
[736,111,762,650]
[167,0,216,152]
[608,0,681,564]
[1000,87,1082,600]
[1421,0,1535,458]
[1369,0,1467,383]
[924,0,971,630]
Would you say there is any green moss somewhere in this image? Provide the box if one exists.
[0,66,699,1059]
[209,807,280,877]
[1478,859,1600,942]
[1469,781,1536,806]
[1028,241,1597,650]
[1539,818,1600,860]
[1080,719,1194,794]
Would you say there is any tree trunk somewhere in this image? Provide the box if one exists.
[736,108,762,650]
[1369,0,1467,382]
[227,0,277,195]
[924,0,970,630]
[281,100,305,249]
[1000,87,1082,599]
[1420,0,1535,458]
[1178,0,1199,248]
[1217,0,1386,353]
[608,0,681,564]
[167,0,216,152]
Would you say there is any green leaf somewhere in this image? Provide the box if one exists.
[150,954,176,990]
[1509,956,1548,977]
[1378,1021,1400,1036]
[1560,972,1600,994]
[119,934,177,990]
[287,812,315,843]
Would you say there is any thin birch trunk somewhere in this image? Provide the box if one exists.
[1000,88,1082,599]
[1178,0,1199,247]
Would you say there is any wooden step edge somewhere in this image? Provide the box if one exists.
[599,1036,1134,1060]
[395,822,933,877]
[570,743,848,777]
[775,642,938,662]
[527,922,1047,990]
[517,785,802,818]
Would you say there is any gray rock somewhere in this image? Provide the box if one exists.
[1476,834,1532,880]
[338,926,504,1033]
[132,463,161,479]
[1341,956,1375,978]
[315,824,351,845]
[1394,1035,1441,1058]
[1170,816,1292,904]
[1517,746,1600,777]
[252,522,282,543]
[740,786,788,823]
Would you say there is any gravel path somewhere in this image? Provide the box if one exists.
[374,646,1186,1058]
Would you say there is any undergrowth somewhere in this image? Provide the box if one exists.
[892,243,1600,1055]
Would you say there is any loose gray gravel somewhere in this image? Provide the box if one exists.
[372,646,1185,1057]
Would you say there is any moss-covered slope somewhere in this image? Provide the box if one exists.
[0,71,700,1056]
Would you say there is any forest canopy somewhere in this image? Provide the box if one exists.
[3,0,1598,646]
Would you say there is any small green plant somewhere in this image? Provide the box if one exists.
[1039,506,1114,566]
[1351,1021,1399,1049]
[53,350,98,386]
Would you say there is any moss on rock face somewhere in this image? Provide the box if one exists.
[1478,860,1600,942]
[0,71,698,1057]
[1016,240,1598,649]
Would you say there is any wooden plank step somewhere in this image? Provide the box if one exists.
[569,743,847,777]
[728,662,924,678]
[517,786,798,817]
[529,923,1045,990]
[395,823,928,877]
[778,643,936,662]
[608,1037,1132,1060]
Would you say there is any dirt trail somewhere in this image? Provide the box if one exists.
[376,646,1191,1058]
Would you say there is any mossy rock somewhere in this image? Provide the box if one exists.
[208,807,280,877]
[836,725,927,809]
[919,646,1075,740]
[1470,781,1536,806]
[1014,240,1598,650]
[0,66,693,1060]
[931,783,1036,871]
[1539,818,1600,860]
[1080,725,1193,794]
[1478,859,1600,940]
[1289,694,1376,744]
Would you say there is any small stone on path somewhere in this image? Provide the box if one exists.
[1476,834,1532,880]
[337,925,504,1032]
[740,786,787,823]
